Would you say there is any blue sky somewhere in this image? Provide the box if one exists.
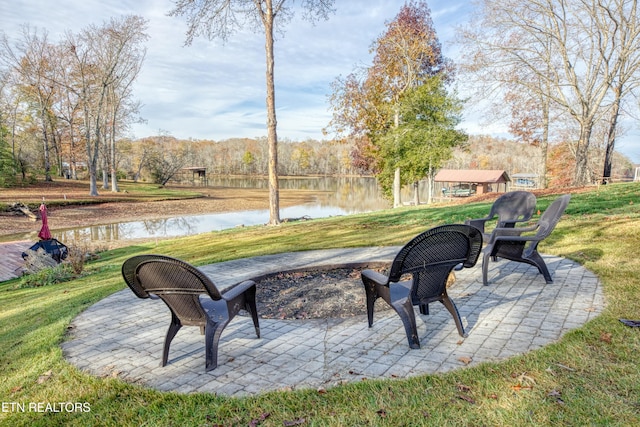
[2,0,639,163]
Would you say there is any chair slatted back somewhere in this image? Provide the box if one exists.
[389,225,483,301]
[135,259,209,324]
[523,194,571,256]
[491,191,537,227]
[122,255,226,326]
[535,194,571,239]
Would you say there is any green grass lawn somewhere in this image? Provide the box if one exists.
[1,183,639,426]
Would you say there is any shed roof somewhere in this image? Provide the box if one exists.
[434,169,510,183]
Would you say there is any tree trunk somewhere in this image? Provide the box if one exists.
[41,108,52,182]
[110,133,119,192]
[264,1,280,225]
[393,167,402,207]
[86,107,99,196]
[426,163,434,205]
[392,109,401,208]
[602,87,621,184]
[540,95,550,189]
[88,167,99,196]
[412,181,420,206]
[574,124,593,186]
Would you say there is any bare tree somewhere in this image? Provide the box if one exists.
[458,0,640,186]
[0,27,58,181]
[599,0,640,183]
[65,16,148,196]
[169,0,335,225]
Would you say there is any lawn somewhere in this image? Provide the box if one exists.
[0,183,639,426]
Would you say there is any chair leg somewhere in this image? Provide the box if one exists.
[204,317,229,372]
[362,279,378,327]
[527,251,553,283]
[244,288,261,338]
[419,303,429,315]
[162,313,182,367]
[393,298,420,349]
[440,295,468,338]
[482,251,492,286]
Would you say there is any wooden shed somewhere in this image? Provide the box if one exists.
[175,167,208,186]
[434,169,511,196]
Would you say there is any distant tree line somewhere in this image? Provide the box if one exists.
[117,135,360,184]
[446,135,635,188]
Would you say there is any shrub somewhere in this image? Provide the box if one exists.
[17,263,75,288]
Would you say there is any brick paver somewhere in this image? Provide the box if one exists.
[61,248,604,397]
[0,240,31,281]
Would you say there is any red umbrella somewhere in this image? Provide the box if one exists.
[38,203,52,240]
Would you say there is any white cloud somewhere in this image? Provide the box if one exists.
[2,0,638,162]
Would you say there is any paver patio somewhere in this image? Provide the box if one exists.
[61,247,604,397]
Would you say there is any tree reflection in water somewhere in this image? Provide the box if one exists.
[20,177,410,247]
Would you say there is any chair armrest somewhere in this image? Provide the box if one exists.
[492,234,542,244]
[494,222,538,235]
[221,280,256,301]
[487,224,538,244]
[466,217,492,233]
[361,269,389,286]
[499,217,532,228]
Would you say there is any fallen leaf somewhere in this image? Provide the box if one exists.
[283,418,306,426]
[489,393,498,399]
[547,389,562,397]
[10,386,22,393]
[37,370,52,384]
[376,409,387,418]
[511,384,533,391]
[584,306,597,312]
[457,394,476,404]
[458,356,472,365]
[317,387,327,394]
[457,384,472,392]
[516,372,536,385]
[600,332,613,343]
[249,412,270,427]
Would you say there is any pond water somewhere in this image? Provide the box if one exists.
[9,176,416,245]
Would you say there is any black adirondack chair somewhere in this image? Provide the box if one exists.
[482,194,571,285]
[361,224,483,349]
[466,190,537,241]
[122,254,260,371]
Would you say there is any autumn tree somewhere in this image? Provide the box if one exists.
[169,0,335,225]
[328,1,453,207]
[376,77,466,204]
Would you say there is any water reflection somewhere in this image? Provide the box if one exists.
[4,177,401,245]
[49,203,359,244]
